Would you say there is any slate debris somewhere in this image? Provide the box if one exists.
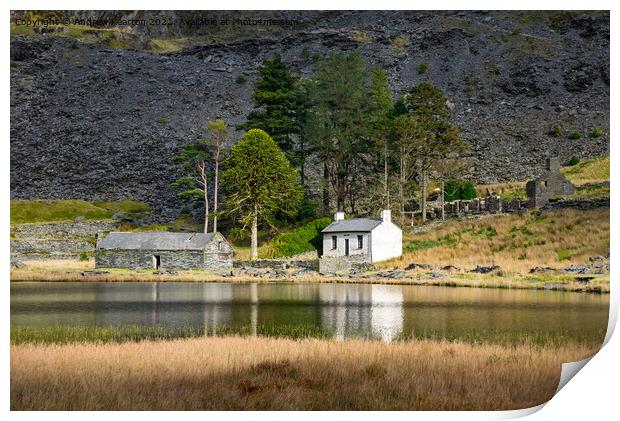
[10,11,609,221]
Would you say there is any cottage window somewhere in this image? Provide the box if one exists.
[331,236,337,250]
[357,235,363,249]
[217,241,223,251]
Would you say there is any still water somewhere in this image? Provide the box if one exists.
[11,282,609,342]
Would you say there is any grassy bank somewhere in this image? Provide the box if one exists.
[10,335,598,410]
[10,199,150,225]
[381,208,609,274]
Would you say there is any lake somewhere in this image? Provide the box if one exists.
[10,282,609,343]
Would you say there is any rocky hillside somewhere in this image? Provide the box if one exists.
[10,11,609,220]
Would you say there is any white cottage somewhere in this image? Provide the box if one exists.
[319,210,402,273]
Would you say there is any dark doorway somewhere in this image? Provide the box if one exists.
[344,239,350,256]
[153,255,161,269]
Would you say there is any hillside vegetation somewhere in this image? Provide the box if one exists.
[385,208,609,273]
[10,199,150,225]
[476,156,610,201]
[561,156,610,185]
[11,11,610,221]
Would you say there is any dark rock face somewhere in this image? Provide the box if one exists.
[10,11,610,220]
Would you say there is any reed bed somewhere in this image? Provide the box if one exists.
[10,324,607,348]
[11,335,598,410]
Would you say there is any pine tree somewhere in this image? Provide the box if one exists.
[369,68,394,209]
[304,50,374,212]
[238,54,302,164]
[407,82,453,222]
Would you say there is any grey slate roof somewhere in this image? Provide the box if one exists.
[321,218,382,233]
[97,232,216,250]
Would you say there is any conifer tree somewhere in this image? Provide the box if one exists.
[222,129,303,259]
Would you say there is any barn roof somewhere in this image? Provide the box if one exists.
[97,232,217,251]
[321,218,382,233]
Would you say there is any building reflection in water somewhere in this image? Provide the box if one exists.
[317,284,404,341]
[10,282,609,343]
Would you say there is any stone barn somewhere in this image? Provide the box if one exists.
[96,232,233,270]
[319,210,402,273]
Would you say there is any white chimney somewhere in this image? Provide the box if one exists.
[380,209,391,223]
[334,212,345,221]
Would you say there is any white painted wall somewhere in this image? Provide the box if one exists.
[369,220,402,263]
[322,232,370,258]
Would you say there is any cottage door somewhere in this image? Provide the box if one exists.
[344,239,350,256]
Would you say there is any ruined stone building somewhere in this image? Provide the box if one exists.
[319,210,402,273]
[526,157,575,208]
[96,232,233,270]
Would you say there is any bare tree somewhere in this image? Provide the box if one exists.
[204,119,229,233]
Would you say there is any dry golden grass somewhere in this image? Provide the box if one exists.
[380,208,609,274]
[10,336,597,410]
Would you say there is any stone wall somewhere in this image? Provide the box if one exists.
[431,195,524,220]
[234,259,318,271]
[318,255,372,274]
[10,220,120,261]
[542,197,610,212]
[428,194,608,222]
[95,249,232,270]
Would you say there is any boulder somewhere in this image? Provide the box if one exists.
[470,265,500,274]
[405,262,434,270]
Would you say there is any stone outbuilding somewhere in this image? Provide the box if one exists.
[319,210,402,273]
[96,232,233,270]
[526,157,575,208]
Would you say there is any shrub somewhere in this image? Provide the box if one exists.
[418,62,428,75]
[444,180,478,202]
[568,130,581,140]
[79,251,89,261]
[235,74,247,84]
[549,125,562,137]
[590,127,603,138]
[263,217,332,258]
[568,155,580,166]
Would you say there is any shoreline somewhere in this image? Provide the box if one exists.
[10,266,609,293]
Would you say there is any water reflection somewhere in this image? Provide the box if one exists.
[10,282,609,342]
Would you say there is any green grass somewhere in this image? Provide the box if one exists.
[561,156,610,185]
[405,236,456,252]
[10,324,332,345]
[126,214,202,233]
[10,324,606,347]
[10,199,151,225]
[556,248,571,261]
[10,23,132,48]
